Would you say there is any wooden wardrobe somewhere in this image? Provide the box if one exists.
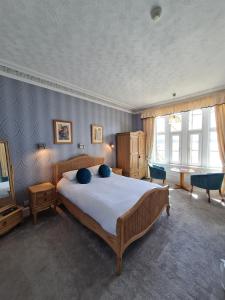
[116,131,146,179]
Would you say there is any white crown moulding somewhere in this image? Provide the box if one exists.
[1,59,225,115]
[0,59,134,114]
[133,84,225,114]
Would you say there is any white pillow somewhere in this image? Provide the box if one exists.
[88,165,101,175]
[62,170,78,181]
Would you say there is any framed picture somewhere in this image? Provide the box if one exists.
[53,120,73,144]
[91,124,103,144]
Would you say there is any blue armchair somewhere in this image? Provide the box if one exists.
[0,176,8,182]
[191,173,224,202]
[149,165,166,184]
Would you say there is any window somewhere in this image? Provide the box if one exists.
[155,117,166,162]
[189,109,202,130]
[169,114,182,163]
[188,109,202,165]
[170,114,182,132]
[208,107,221,167]
[189,134,200,164]
[153,107,221,169]
[171,135,180,163]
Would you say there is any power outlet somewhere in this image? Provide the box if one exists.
[23,199,29,207]
[22,206,30,218]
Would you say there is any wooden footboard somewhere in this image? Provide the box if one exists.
[115,186,169,274]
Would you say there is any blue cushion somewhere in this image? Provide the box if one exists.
[98,164,111,178]
[76,168,92,184]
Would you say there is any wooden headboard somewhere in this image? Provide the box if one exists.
[53,154,104,184]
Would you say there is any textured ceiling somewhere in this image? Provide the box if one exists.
[1,0,225,111]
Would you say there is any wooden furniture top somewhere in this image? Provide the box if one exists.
[29,182,55,193]
[0,204,22,221]
[116,130,145,136]
[171,167,195,174]
[53,154,104,184]
[112,168,122,172]
[112,168,123,175]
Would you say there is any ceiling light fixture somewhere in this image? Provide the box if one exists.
[150,6,162,22]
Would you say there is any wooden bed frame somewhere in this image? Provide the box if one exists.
[53,154,170,274]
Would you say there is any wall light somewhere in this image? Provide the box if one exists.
[110,143,115,149]
[37,143,46,150]
[78,143,85,149]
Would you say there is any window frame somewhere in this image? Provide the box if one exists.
[153,107,221,169]
[155,116,166,163]
[188,131,202,166]
[170,133,181,164]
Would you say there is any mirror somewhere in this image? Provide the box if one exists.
[0,140,15,208]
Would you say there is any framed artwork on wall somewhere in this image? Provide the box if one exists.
[91,124,103,144]
[53,120,73,144]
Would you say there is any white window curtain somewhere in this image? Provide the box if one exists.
[215,104,225,193]
[143,117,155,177]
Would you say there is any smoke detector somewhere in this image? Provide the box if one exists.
[151,6,162,21]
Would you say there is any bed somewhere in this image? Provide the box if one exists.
[54,154,170,274]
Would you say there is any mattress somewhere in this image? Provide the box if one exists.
[57,173,162,235]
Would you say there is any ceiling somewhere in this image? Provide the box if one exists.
[0,0,225,112]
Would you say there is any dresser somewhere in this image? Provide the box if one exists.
[0,205,23,236]
[116,131,146,179]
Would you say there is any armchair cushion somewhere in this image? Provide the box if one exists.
[191,173,224,190]
[206,173,224,190]
[191,174,208,189]
[149,165,166,180]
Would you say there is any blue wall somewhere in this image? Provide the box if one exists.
[132,113,143,131]
[0,75,134,204]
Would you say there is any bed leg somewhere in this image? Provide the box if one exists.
[116,255,122,275]
[166,204,170,216]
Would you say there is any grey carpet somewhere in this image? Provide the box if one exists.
[0,189,225,300]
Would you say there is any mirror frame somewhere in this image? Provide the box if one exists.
[0,140,15,204]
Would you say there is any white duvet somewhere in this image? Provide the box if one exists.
[57,174,162,235]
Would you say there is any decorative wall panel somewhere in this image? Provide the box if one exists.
[0,75,133,204]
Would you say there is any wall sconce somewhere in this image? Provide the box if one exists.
[37,143,46,150]
[110,143,115,149]
[78,143,85,149]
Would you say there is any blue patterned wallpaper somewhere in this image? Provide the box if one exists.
[0,75,134,204]
[132,113,143,131]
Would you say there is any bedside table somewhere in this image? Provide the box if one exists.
[28,182,56,224]
[112,168,123,175]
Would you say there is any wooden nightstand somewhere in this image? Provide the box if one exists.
[28,182,56,224]
[112,168,123,175]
